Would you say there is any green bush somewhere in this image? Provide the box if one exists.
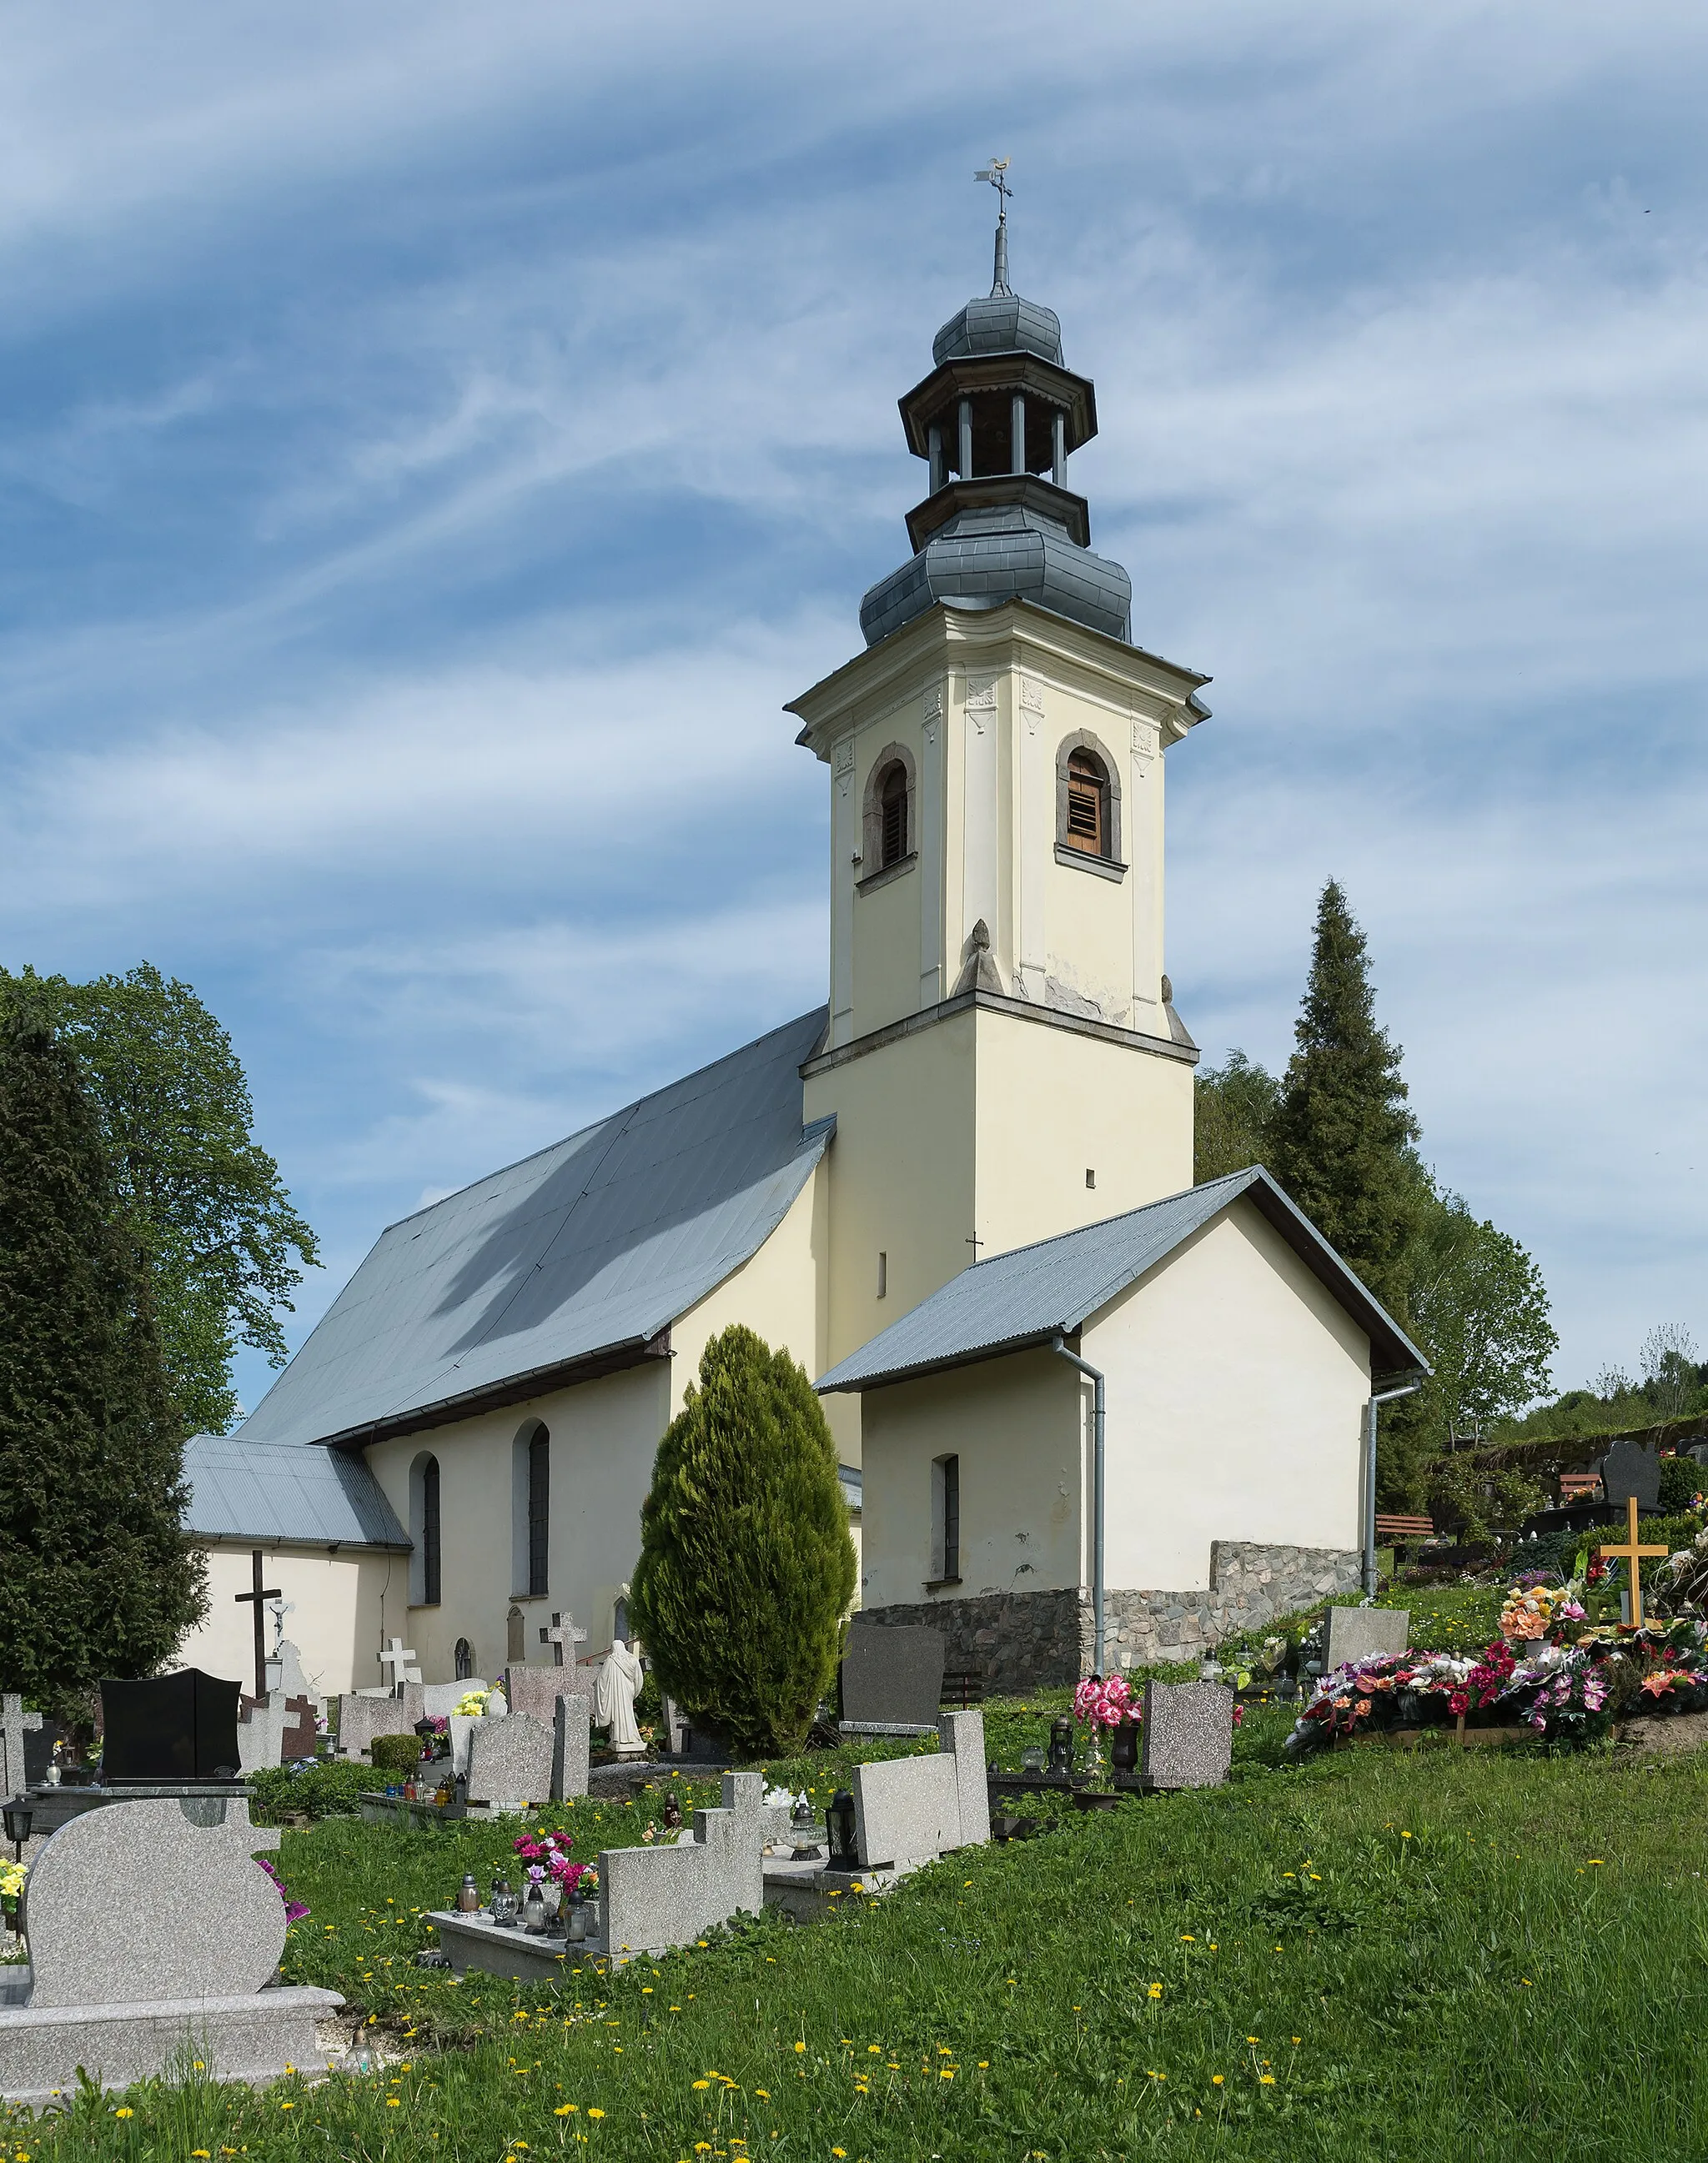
[630,1323,857,1757]
[1658,1454,1704,1513]
[369,1733,425,1774]
[245,1759,371,1824]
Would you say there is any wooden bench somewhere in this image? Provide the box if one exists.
[1557,1473,1603,1503]
[1374,1513,1434,1548]
[941,1672,985,1710]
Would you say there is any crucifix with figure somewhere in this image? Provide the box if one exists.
[233,1549,282,1701]
[1596,1497,1668,1630]
[539,1612,588,1669]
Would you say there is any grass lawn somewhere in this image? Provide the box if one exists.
[7,1705,1708,2160]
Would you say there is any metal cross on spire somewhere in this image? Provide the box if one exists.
[974,158,1014,296]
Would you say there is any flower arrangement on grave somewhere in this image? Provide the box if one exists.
[254,1854,309,1923]
[1073,1674,1133,1729]
[0,1858,26,1915]
[452,1689,491,1718]
[513,1827,595,1897]
[1499,1578,1584,1643]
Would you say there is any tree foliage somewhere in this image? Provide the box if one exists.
[1407,1192,1557,1448]
[629,1325,857,1757]
[1193,1050,1281,1183]
[0,993,207,1715]
[1267,879,1423,1313]
[0,963,318,1433]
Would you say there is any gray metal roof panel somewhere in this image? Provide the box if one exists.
[182,1432,409,1548]
[239,1010,832,1449]
[816,1168,1427,1392]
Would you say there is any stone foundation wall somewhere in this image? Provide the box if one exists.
[857,1542,1361,1691]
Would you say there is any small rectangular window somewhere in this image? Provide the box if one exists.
[877,1251,887,1299]
[1085,1168,1096,1189]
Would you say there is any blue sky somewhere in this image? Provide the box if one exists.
[2,2,1704,1415]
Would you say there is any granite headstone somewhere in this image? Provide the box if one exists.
[335,1693,419,1761]
[839,1624,944,1732]
[552,1695,591,1801]
[850,1711,989,1870]
[1600,1439,1661,1512]
[505,1664,593,1723]
[0,1696,43,1799]
[598,1771,765,1960]
[1134,1680,1233,1791]
[102,1671,242,1784]
[465,1711,554,1812]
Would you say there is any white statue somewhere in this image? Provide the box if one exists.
[593,1639,647,1757]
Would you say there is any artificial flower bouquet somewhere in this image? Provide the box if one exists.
[514,1827,595,1898]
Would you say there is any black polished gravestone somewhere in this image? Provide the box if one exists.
[1599,1440,1661,1513]
[837,1624,945,1735]
[102,1670,243,1784]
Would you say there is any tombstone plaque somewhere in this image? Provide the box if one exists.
[465,1711,554,1813]
[839,1624,945,1733]
[1324,1607,1410,1674]
[1600,1440,1661,1513]
[102,1672,242,1784]
[1133,1680,1233,1791]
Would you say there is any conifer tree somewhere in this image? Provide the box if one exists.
[630,1324,857,1756]
[1268,879,1423,1312]
[0,993,206,1714]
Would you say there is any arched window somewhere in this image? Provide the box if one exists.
[454,1637,475,1681]
[511,1420,550,1598]
[409,1452,441,1606]
[1055,733,1123,867]
[1065,749,1108,857]
[878,763,908,868]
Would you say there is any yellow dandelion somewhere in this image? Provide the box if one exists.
[113,2110,134,2121]
[794,2040,806,2054]
[1212,2075,1225,2085]
[587,2108,605,2120]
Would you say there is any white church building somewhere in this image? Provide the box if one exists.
[175,222,1424,1701]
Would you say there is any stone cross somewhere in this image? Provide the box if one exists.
[379,1638,418,1696]
[539,1612,588,1669]
[1597,1496,1669,1630]
[0,1694,43,1799]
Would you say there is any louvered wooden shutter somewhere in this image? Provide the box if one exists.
[1066,752,1105,856]
[880,769,907,866]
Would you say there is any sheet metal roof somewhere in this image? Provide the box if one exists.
[817,1167,1427,1393]
[183,1432,409,1548]
[240,1008,832,1451]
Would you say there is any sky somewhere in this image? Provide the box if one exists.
[0,2,1704,1417]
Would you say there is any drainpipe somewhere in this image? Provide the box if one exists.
[1364,1380,1424,1594]
[1052,1336,1107,1677]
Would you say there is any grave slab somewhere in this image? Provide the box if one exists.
[465,1712,555,1813]
[1133,1680,1233,1791]
[849,1711,989,1871]
[1324,1607,1410,1674]
[427,1910,585,1980]
[0,1985,343,2110]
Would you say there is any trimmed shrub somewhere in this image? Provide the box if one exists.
[1659,1454,1704,1514]
[369,1733,424,1774]
[630,1324,857,1757]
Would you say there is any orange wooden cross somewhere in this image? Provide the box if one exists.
[1595,1496,1669,1630]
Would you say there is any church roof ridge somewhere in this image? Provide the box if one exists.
[237,1006,832,1451]
[816,1166,1427,1394]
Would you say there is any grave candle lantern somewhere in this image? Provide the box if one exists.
[826,1789,857,1869]
[1046,1716,1074,1778]
[455,1872,481,1914]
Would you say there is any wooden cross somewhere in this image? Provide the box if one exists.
[233,1549,282,1702]
[0,1694,43,1799]
[1596,1496,1669,1630]
[379,1637,418,1696]
[539,1612,588,1669]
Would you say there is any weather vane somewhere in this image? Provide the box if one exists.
[974,158,1014,297]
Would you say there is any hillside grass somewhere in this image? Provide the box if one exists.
[7,1700,1708,2160]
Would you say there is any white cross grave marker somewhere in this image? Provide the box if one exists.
[0,1693,43,1799]
[540,1611,589,1669]
[379,1638,417,1697]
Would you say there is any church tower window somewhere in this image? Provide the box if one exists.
[879,763,908,867]
[860,744,917,881]
[1065,749,1108,857]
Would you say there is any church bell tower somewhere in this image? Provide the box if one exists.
[790,191,1210,1381]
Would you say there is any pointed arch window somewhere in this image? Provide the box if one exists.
[454,1637,475,1681]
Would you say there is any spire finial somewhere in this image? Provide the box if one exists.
[974,158,1013,297]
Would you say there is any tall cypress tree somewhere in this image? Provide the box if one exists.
[1268,879,1423,1312]
[630,1325,857,1756]
[0,993,206,1715]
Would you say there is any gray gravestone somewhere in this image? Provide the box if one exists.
[1135,1680,1233,1791]
[552,1696,591,1801]
[421,1679,483,1719]
[235,1695,287,1774]
[465,1711,554,1812]
[1324,1607,1410,1674]
[0,1696,43,1799]
[1600,1440,1661,1512]
[335,1694,417,1761]
[505,1664,593,1723]
[598,1772,765,1960]
[23,1797,285,2007]
[839,1624,944,1731]
[851,1711,988,1870]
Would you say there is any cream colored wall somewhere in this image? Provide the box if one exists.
[671,1163,826,1418]
[802,1006,977,1373]
[1082,1199,1372,1590]
[173,1541,400,1699]
[364,1359,672,1682]
[972,1006,1194,1257]
[857,1348,1081,1608]
[850,855,927,1041]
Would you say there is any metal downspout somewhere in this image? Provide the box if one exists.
[1052,1335,1107,1676]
